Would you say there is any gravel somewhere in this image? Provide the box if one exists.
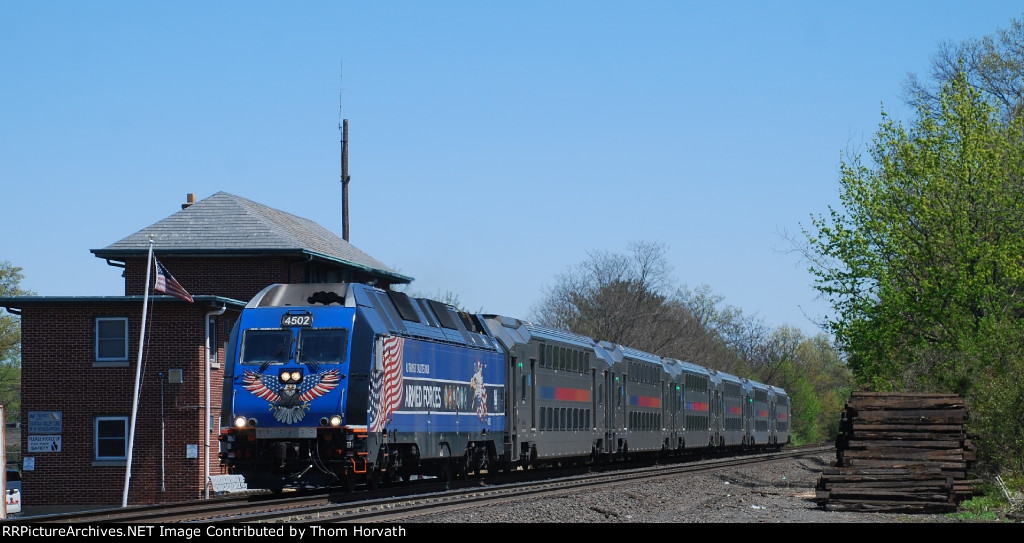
[412,452,1004,523]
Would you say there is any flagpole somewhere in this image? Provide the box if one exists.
[1,403,7,519]
[123,235,154,507]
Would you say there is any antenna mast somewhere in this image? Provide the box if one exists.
[340,64,351,241]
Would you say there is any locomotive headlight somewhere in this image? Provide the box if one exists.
[330,415,342,427]
[234,416,247,428]
[279,369,303,383]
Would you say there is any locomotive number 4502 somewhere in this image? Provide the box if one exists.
[281,313,313,327]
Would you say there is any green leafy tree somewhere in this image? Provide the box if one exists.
[805,334,852,438]
[777,365,822,446]
[803,72,1024,473]
[752,328,852,445]
[1,261,33,425]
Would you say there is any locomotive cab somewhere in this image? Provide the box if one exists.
[219,284,358,490]
[219,282,509,491]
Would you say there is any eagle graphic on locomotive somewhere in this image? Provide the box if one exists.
[219,282,790,491]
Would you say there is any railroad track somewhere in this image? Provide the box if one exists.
[9,444,832,524]
[230,444,832,523]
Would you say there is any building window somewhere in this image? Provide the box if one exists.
[95,416,129,461]
[95,317,129,365]
[208,316,220,368]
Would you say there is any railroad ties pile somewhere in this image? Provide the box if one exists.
[814,391,979,514]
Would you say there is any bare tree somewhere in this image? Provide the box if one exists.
[531,242,766,377]
[751,325,805,385]
[903,14,1024,121]
[531,241,693,355]
[674,284,760,375]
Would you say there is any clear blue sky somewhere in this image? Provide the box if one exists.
[3,1,1022,336]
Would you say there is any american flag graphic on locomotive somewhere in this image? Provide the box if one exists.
[368,336,503,432]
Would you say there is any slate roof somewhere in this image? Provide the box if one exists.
[91,191,412,283]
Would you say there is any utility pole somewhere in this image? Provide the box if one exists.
[340,66,351,241]
[341,118,350,241]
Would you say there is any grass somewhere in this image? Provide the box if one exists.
[945,493,1013,522]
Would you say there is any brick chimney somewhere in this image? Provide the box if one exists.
[182,193,196,209]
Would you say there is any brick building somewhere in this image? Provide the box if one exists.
[0,192,411,513]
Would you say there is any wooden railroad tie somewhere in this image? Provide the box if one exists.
[814,392,981,514]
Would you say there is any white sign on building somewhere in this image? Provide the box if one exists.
[27,435,62,452]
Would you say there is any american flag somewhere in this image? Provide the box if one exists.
[154,257,194,303]
[369,336,405,432]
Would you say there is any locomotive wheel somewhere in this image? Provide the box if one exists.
[438,461,455,487]
[369,445,390,488]
[437,443,455,487]
[341,472,356,492]
[366,467,382,490]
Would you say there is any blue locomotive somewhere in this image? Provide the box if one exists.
[219,282,790,490]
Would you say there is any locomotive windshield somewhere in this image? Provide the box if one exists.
[296,328,349,364]
[240,329,293,365]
